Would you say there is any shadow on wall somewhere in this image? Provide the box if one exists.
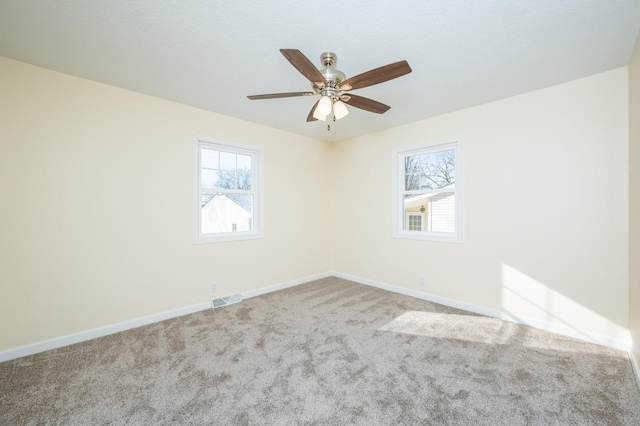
[500,264,628,345]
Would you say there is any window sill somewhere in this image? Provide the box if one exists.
[392,230,463,244]
[194,231,264,245]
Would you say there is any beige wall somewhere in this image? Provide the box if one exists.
[331,68,630,345]
[0,57,332,351]
[630,31,640,368]
[0,55,634,354]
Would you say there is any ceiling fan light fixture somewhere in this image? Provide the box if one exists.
[317,95,332,116]
[333,100,349,120]
[312,108,327,121]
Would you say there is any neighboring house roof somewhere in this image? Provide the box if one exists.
[225,193,252,213]
[204,193,252,213]
[404,184,455,210]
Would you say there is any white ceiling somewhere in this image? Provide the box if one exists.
[1,1,639,142]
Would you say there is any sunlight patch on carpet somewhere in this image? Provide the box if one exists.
[378,311,509,344]
[378,310,625,355]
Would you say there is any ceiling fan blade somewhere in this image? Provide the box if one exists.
[306,99,320,122]
[280,49,326,85]
[340,60,412,91]
[247,92,315,100]
[343,94,391,114]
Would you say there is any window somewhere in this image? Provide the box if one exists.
[393,139,463,243]
[194,137,263,244]
[406,212,425,231]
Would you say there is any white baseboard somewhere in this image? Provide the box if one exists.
[0,272,332,364]
[241,272,332,300]
[0,301,211,363]
[0,270,631,363]
[331,271,631,352]
[630,350,640,392]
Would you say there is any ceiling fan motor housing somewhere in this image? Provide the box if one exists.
[319,52,346,87]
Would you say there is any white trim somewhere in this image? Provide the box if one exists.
[241,272,333,299]
[2,271,631,363]
[193,136,264,244]
[193,230,264,245]
[0,272,332,363]
[392,138,464,243]
[630,350,640,392]
[330,271,631,352]
[0,302,211,363]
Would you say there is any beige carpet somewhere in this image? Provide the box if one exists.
[1,277,639,425]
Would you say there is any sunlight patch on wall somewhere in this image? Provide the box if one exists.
[501,264,628,345]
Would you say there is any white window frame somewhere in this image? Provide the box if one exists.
[193,136,264,244]
[392,138,463,243]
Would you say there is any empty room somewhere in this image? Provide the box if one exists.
[1,1,640,424]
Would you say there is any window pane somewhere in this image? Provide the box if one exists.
[237,154,251,171]
[201,193,253,234]
[201,148,219,169]
[220,151,236,171]
[405,173,420,191]
[236,168,251,190]
[218,170,238,190]
[236,154,252,191]
[403,194,427,231]
[404,156,417,174]
[415,149,456,190]
[201,169,219,188]
[419,171,438,190]
[406,150,456,191]
[201,191,216,207]
[404,156,420,191]
[403,191,455,233]
[437,149,456,185]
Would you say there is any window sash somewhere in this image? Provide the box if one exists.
[394,140,462,243]
[194,137,263,244]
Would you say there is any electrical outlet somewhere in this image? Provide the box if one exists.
[211,283,218,292]
[419,276,426,285]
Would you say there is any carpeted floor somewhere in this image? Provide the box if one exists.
[1,277,639,425]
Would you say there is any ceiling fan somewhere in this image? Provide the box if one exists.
[247,49,412,125]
